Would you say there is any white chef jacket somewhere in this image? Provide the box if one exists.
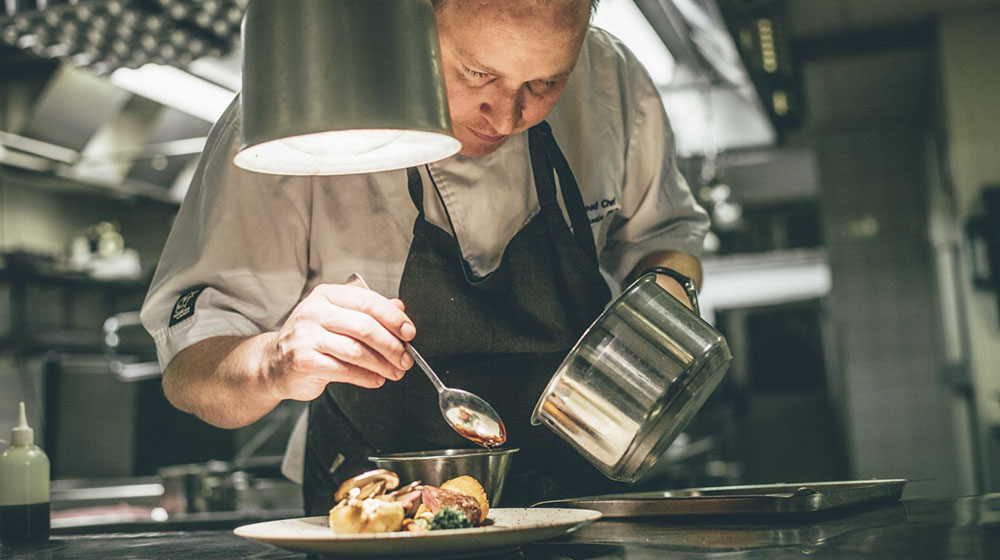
[141,26,709,391]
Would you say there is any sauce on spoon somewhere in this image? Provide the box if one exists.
[445,405,507,448]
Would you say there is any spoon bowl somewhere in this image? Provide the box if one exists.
[404,344,507,448]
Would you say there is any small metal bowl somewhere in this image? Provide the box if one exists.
[368,448,518,505]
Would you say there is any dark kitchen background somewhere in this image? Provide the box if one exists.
[2,0,999,523]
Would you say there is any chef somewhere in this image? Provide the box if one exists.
[140,0,709,512]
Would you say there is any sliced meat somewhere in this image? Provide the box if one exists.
[420,485,482,526]
[395,489,423,518]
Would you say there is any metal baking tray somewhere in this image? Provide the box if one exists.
[532,479,907,517]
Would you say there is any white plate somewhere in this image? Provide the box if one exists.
[233,507,600,557]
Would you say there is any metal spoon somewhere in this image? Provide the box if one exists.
[346,274,507,448]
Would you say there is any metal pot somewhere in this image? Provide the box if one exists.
[158,461,237,514]
[369,448,517,505]
[531,272,733,483]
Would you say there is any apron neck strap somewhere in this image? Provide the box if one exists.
[406,167,425,215]
[528,121,599,264]
[409,165,463,243]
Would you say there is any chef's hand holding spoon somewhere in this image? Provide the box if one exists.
[163,275,508,443]
[265,274,506,447]
[265,279,415,403]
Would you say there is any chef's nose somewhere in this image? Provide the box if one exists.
[481,88,524,135]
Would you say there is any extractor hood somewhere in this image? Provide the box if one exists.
[1,0,242,203]
[594,0,778,157]
[2,0,778,201]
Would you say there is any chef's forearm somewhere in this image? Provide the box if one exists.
[162,334,282,429]
[626,250,703,309]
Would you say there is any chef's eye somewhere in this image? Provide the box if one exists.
[528,79,559,96]
[462,65,492,81]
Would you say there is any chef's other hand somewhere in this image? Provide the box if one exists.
[268,282,416,401]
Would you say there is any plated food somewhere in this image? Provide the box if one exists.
[233,508,603,557]
[327,468,489,534]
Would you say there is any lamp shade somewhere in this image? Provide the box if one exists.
[234,0,461,175]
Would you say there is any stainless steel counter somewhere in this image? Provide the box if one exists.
[3,495,997,559]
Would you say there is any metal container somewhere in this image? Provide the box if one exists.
[158,461,237,514]
[531,272,732,482]
[369,448,517,505]
[533,479,908,517]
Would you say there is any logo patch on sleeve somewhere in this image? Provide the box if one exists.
[169,285,207,327]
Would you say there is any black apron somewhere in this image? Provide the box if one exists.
[303,121,628,514]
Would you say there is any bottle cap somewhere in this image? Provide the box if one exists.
[11,401,34,446]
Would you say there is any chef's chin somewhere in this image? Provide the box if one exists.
[458,143,503,158]
[455,131,508,158]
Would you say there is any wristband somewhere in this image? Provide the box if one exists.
[642,266,700,315]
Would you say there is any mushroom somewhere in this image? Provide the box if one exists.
[384,480,422,500]
[334,469,400,502]
[329,469,406,534]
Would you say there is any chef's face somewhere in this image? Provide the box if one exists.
[434,0,591,157]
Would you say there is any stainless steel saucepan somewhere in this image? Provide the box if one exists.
[531,272,733,482]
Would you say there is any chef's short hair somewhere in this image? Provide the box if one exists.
[431,0,600,16]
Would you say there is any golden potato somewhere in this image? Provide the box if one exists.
[441,475,489,524]
[328,498,404,533]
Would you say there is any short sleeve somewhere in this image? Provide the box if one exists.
[140,96,314,370]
